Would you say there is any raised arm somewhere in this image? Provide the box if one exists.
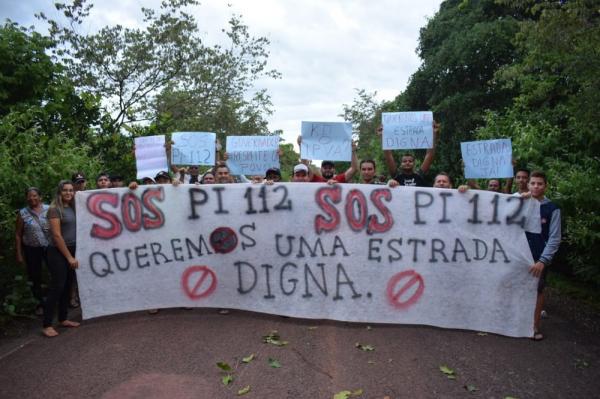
[377,126,398,177]
[420,120,440,174]
[343,141,359,181]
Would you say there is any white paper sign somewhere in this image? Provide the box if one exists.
[461,139,514,179]
[76,184,541,338]
[226,135,280,175]
[382,112,433,150]
[171,132,216,166]
[300,122,352,161]
[134,135,168,180]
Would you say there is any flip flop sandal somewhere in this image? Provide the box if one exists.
[532,332,544,341]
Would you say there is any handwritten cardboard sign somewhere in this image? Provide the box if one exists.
[300,122,352,161]
[134,135,168,180]
[382,112,433,150]
[461,139,513,179]
[171,132,216,166]
[225,135,280,176]
[76,184,541,338]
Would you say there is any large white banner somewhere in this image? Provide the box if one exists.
[76,184,540,338]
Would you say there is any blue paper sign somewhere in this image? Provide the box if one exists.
[226,135,280,176]
[382,112,433,150]
[171,132,216,166]
[300,122,352,161]
[461,139,513,179]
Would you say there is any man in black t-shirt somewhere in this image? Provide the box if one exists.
[379,121,440,188]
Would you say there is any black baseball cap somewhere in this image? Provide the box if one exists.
[72,172,86,183]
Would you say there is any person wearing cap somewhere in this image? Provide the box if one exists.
[292,164,311,182]
[265,168,282,183]
[309,141,358,183]
[155,171,172,184]
[110,174,124,188]
[96,172,111,189]
[71,172,87,192]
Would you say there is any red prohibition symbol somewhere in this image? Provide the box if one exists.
[386,269,425,310]
[181,265,217,300]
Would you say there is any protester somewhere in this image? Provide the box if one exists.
[110,174,124,188]
[487,179,502,193]
[510,168,531,196]
[96,172,111,189]
[15,187,49,315]
[433,172,453,189]
[201,171,216,184]
[382,121,440,187]
[265,167,282,183]
[358,160,384,184]
[292,164,311,183]
[42,180,80,337]
[215,163,234,184]
[72,172,86,192]
[155,171,172,184]
[525,171,561,341]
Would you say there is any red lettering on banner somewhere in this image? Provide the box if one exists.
[142,187,165,229]
[315,186,342,234]
[87,193,122,239]
[345,189,367,232]
[86,187,166,240]
[122,193,143,232]
[367,189,394,234]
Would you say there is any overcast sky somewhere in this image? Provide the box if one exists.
[1,0,442,144]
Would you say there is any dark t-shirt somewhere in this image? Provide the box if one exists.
[48,206,76,247]
[393,170,426,187]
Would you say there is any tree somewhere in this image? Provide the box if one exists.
[476,0,600,283]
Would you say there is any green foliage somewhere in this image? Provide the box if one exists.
[476,0,600,283]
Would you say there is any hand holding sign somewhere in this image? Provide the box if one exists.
[134,135,168,180]
[381,112,433,150]
[171,132,216,166]
[461,139,513,179]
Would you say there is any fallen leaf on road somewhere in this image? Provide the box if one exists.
[333,391,351,399]
[216,362,232,372]
[222,375,233,386]
[477,332,488,336]
[367,360,376,365]
[464,384,477,392]
[574,358,589,369]
[504,397,518,399]
[439,365,456,379]
[263,330,289,346]
[237,385,251,396]
[366,326,372,330]
[355,342,375,351]
[242,354,255,364]
[308,326,318,330]
[268,357,282,368]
